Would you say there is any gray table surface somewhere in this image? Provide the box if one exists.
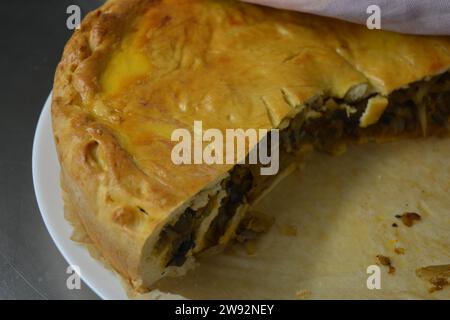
[0,0,105,300]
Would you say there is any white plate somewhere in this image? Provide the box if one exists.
[32,93,127,300]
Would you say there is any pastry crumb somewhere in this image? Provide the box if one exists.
[246,212,275,233]
[396,212,421,227]
[296,289,311,299]
[416,264,450,293]
[236,212,275,243]
[377,255,396,274]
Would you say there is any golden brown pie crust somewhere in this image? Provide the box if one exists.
[52,0,450,291]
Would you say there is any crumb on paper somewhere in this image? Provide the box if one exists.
[392,223,398,227]
[296,289,311,299]
[394,247,405,255]
[236,211,275,243]
[396,212,421,227]
[416,264,450,293]
[246,212,275,233]
[277,224,298,237]
[429,278,449,293]
[377,255,396,274]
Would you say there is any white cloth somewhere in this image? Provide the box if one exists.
[243,0,450,35]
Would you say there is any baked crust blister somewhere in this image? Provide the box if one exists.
[52,0,450,291]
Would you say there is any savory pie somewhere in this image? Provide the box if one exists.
[52,0,450,291]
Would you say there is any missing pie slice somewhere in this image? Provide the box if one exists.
[52,0,450,291]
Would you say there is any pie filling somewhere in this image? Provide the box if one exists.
[153,72,450,269]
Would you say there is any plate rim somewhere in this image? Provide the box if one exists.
[32,93,128,300]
